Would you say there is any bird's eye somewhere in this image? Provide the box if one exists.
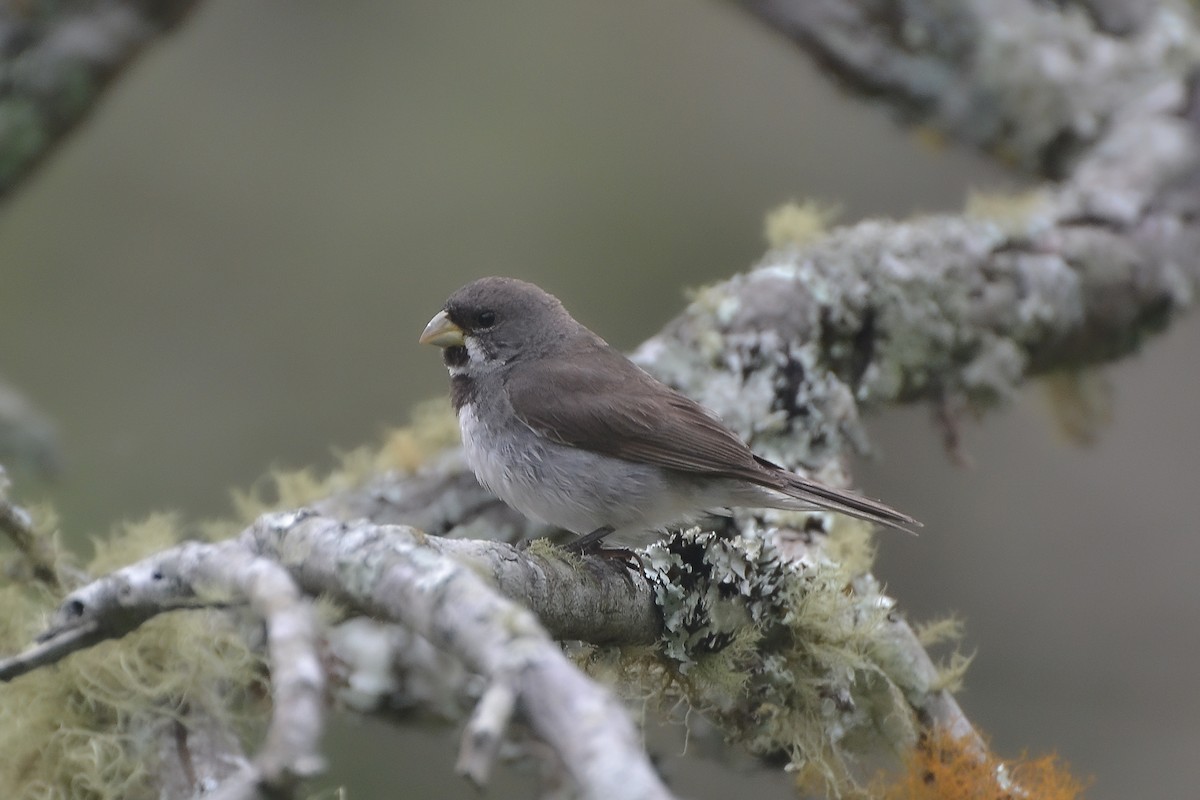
[477,310,497,329]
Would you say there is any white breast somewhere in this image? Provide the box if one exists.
[457,404,516,501]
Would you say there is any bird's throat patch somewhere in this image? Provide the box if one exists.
[443,345,468,369]
[450,374,475,411]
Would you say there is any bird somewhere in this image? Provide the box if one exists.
[420,277,918,550]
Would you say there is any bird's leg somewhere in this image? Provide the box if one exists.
[563,526,647,575]
[564,526,615,554]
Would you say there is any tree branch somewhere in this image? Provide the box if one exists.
[0,466,65,587]
[738,0,1197,177]
[8,538,325,800]
[241,511,675,800]
[0,0,201,202]
[6,507,988,795]
[5,514,676,800]
[638,0,1200,469]
[0,380,60,481]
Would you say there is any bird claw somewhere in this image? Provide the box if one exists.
[564,539,646,576]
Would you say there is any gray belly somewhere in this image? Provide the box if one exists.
[458,403,700,535]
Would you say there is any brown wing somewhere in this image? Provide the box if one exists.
[505,345,775,484]
[505,344,920,532]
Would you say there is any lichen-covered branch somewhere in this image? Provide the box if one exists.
[0,0,201,201]
[632,186,1196,470]
[269,5,1200,788]
[604,5,1192,476]
[737,0,1199,177]
[4,513,675,800]
[5,505,984,796]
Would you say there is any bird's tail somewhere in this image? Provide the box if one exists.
[758,468,921,533]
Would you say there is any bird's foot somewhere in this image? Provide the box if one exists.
[562,527,646,574]
[564,525,615,552]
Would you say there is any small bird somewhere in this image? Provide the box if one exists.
[420,277,917,550]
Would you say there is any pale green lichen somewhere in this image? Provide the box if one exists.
[929,650,974,694]
[523,536,581,568]
[965,189,1055,238]
[653,209,1105,437]
[1038,368,1114,446]
[914,616,964,648]
[823,517,878,577]
[912,616,974,694]
[765,200,842,249]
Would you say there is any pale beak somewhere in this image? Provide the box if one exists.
[419,310,465,348]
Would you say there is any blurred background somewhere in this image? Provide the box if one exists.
[2,1,1197,797]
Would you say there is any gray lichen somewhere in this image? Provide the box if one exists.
[588,526,922,793]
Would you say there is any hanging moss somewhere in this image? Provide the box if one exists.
[0,573,265,800]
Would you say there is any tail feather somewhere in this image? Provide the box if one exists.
[757,465,920,533]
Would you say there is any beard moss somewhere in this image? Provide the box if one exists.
[0,403,474,799]
[0,610,266,800]
[0,511,266,800]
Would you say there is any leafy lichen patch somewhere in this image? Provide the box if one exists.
[581,528,929,794]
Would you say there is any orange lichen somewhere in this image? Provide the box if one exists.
[879,729,1089,800]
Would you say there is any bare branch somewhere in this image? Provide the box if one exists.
[0,617,101,680]
[328,616,475,721]
[456,677,518,787]
[241,510,675,800]
[0,466,63,588]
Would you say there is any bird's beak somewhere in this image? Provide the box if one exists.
[419,310,465,348]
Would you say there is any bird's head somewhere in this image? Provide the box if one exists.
[420,277,579,376]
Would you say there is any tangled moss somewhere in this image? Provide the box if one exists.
[0,509,269,800]
[86,513,183,576]
[0,594,264,800]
